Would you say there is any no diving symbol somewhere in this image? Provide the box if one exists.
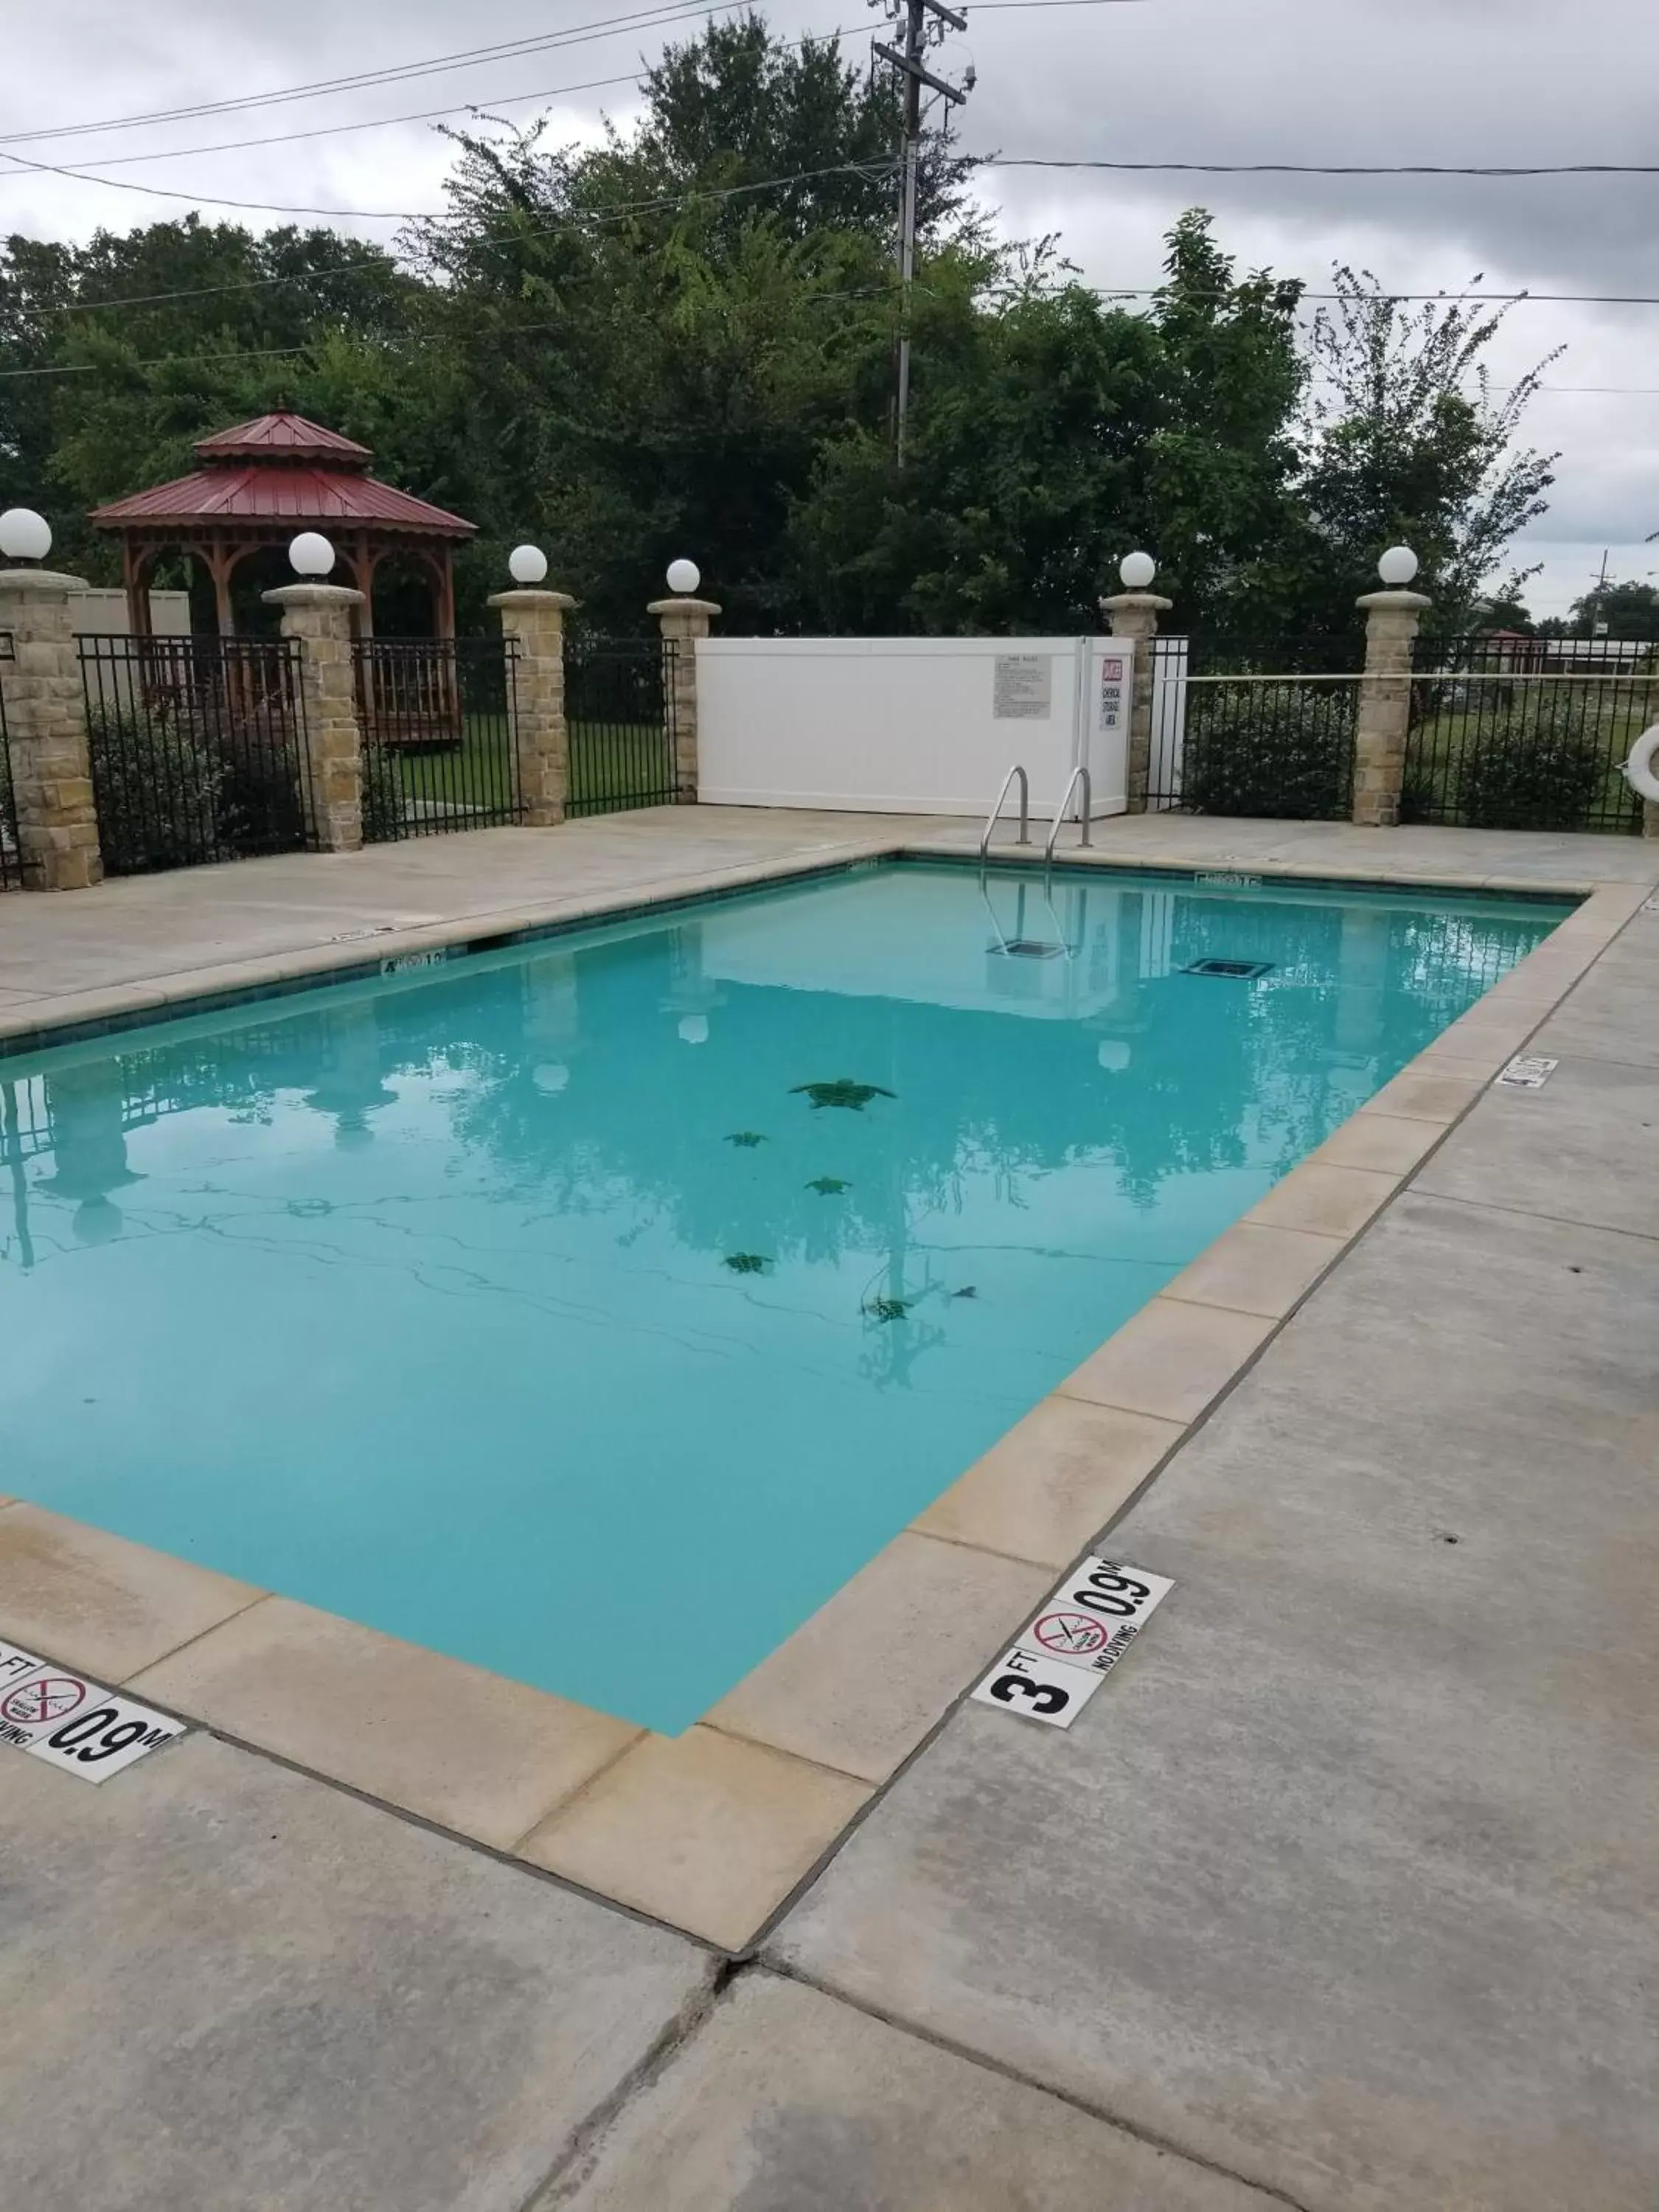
[1,1675,86,1729]
[1032,1611,1110,1659]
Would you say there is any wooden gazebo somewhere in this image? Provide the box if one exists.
[91,411,476,639]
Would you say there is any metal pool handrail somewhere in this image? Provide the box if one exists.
[1044,764,1092,874]
[979,764,1031,861]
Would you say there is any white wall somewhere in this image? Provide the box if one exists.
[696,635,1132,819]
[74,589,192,636]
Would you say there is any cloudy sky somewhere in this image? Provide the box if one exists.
[5,0,1657,616]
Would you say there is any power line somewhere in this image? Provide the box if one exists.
[1083,285,1659,307]
[0,1,738,147]
[982,156,1659,176]
[0,0,1143,163]
[16,136,1659,226]
[0,159,903,365]
[8,70,650,172]
[4,17,869,175]
[15,255,1659,342]
[15,299,1659,392]
[0,4,890,219]
[0,278,894,380]
[0,342,314,380]
[0,147,453,223]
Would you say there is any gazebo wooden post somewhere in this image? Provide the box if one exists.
[437,548,457,643]
[122,541,148,638]
[206,538,236,639]
[354,534,375,641]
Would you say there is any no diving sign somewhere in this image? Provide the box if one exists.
[971,1556,1174,1730]
[0,1641,185,1783]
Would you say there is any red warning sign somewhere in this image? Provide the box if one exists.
[1031,1611,1110,1659]
[1,1674,88,1729]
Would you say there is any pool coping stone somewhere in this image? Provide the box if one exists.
[0,834,1649,1952]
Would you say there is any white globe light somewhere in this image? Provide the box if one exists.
[0,507,52,562]
[1096,1038,1132,1073]
[509,543,549,585]
[678,1013,709,1045]
[665,557,701,595]
[1119,550,1156,590]
[288,531,335,578]
[1377,544,1419,587]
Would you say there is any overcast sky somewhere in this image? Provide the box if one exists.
[5,0,1657,616]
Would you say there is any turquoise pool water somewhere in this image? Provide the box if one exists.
[0,862,1563,1731]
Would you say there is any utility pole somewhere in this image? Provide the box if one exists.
[1588,547,1612,636]
[873,0,970,467]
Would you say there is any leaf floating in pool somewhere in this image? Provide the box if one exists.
[726,1131,768,1147]
[952,1285,978,1299]
[806,1176,850,1194]
[723,1252,771,1274]
[864,1295,911,1323]
[791,1078,896,1112]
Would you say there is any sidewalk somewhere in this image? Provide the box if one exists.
[752,897,1659,2211]
[1,812,1655,2210]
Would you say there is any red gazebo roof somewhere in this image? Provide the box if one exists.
[192,413,373,465]
[91,411,476,539]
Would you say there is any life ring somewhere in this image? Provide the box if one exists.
[1625,725,1659,802]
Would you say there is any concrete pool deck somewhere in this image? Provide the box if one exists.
[1,807,1657,2208]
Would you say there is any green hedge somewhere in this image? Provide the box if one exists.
[1180,684,1354,820]
[1454,695,1615,832]
[87,709,228,874]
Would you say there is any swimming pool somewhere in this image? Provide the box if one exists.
[0,861,1564,1732]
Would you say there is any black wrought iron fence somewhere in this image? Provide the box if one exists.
[355,637,522,841]
[1146,633,1365,819]
[566,636,679,816]
[1405,634,1652,834]
[0,635,21,891]
[77,633,313,877]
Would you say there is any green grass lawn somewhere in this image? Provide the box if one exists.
[375,716,677,829]
[567,720,677,813]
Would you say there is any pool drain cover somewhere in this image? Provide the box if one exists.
[1183,957,1274,979]
[992,939,1066,960]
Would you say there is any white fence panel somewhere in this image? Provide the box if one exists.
[695,635,1130,818]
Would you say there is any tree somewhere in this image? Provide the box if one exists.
[1465,587,1535,633]
[1293,267,1559,629]
[0,17,1562,645]
[0,217,420,580]
[788,215,1306,635]
[1565,577,1659,638]
[567,15,978,251]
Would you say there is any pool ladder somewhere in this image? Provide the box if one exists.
[1044,764,1093,883]
[979,762,1083,961]
[978,764,1031,863]
[978,762,1092,874]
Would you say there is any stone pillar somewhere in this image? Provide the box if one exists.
[1100,590,1173,813]
[1352,588,1431,828]
[0,567,102,890]
[646,594,720,800]
[262,582,365,853]
[487,588,576,827]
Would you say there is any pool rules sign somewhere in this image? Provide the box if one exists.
[971,1557,1173,1729]
[0,1641,185,1782]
